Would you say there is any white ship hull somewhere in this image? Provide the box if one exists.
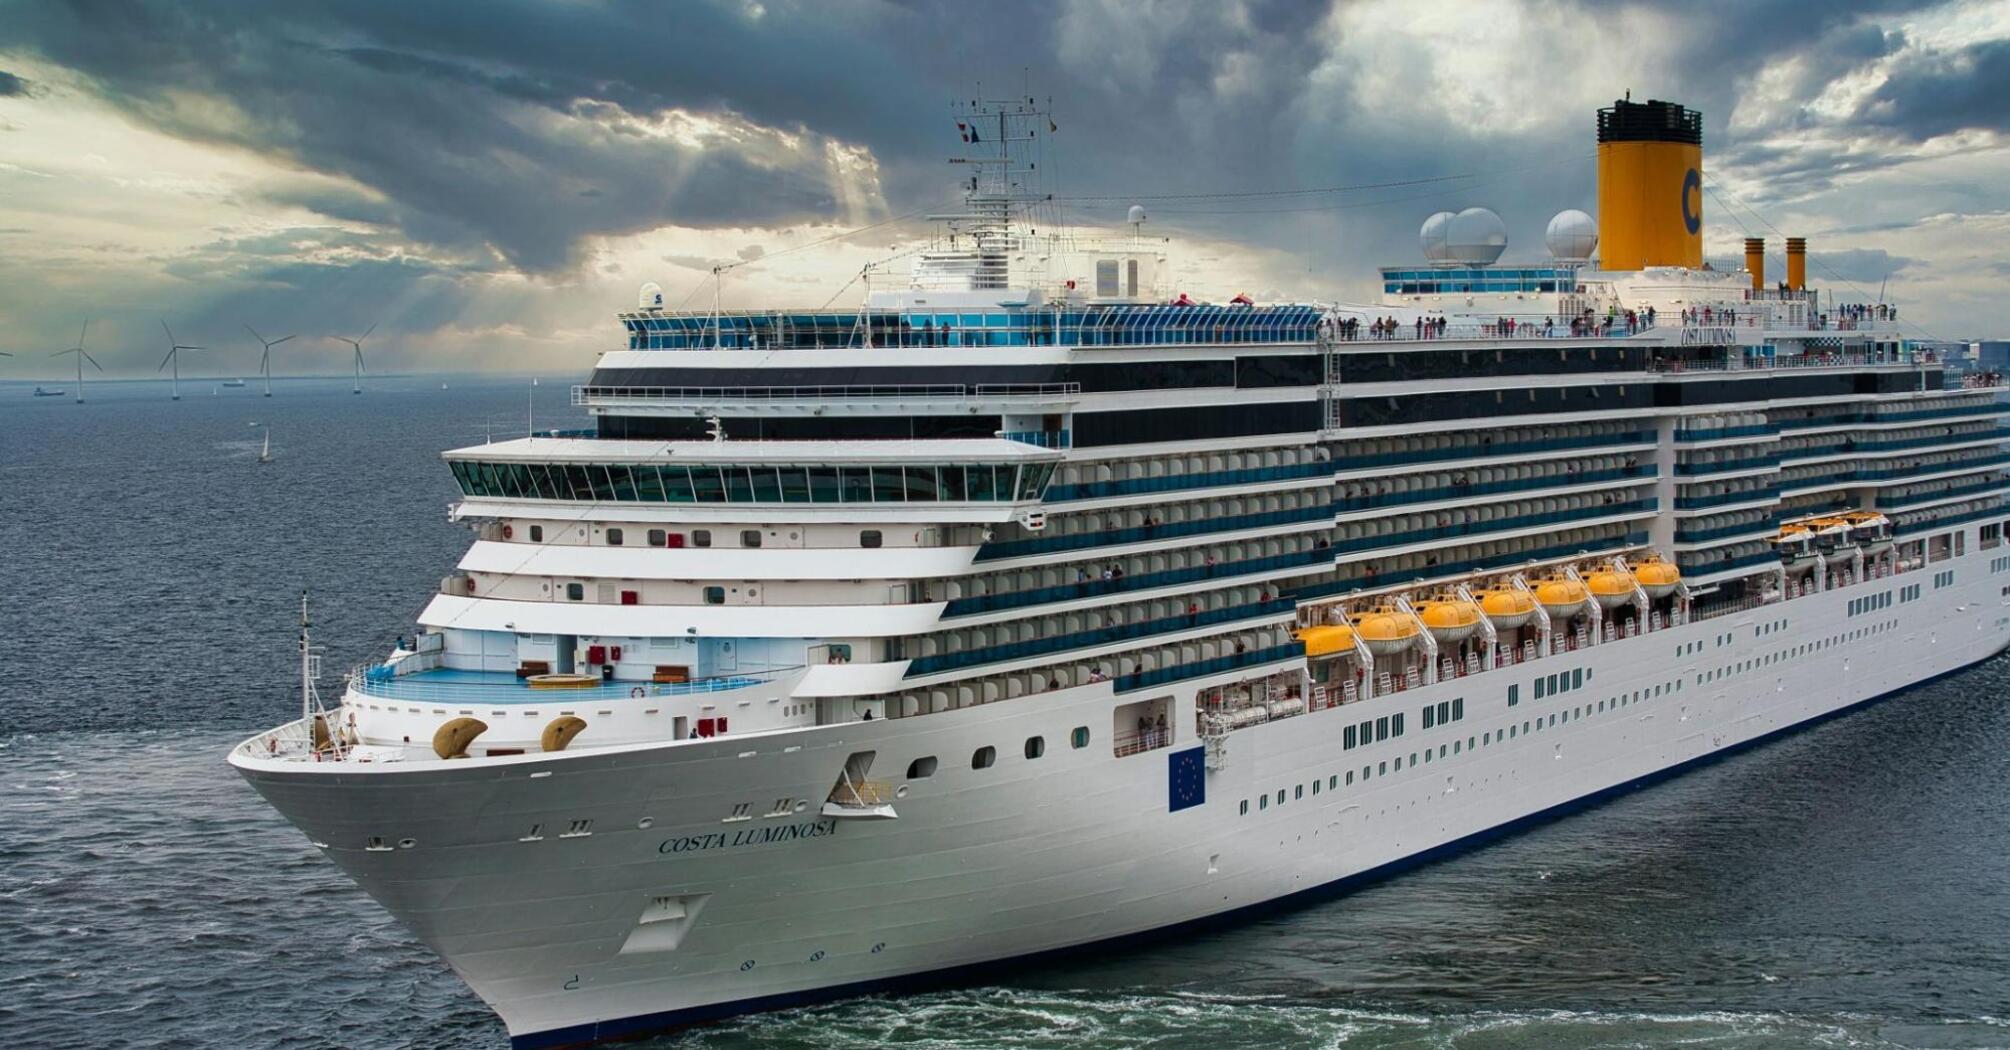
[234,546,2010,1047]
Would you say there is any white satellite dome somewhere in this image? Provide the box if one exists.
[1445,207,1507,265]
[1545,209,1598,261]
[638,282,664,309]
[1420,211,1455,263]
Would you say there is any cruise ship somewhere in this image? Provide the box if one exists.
[231,97,2010,1048]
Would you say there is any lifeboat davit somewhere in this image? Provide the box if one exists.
[1351,610,1421,655]
[1417,599,1482,643]
[1842,510,1893,556]
[1630,555,1682,599]
[1475,587,1535,629]
[1585,568,1637,610]
[1294,624,1357,658]
[1775,526,1817,568]
[1533,577,1589,619]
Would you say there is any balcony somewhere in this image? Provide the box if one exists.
[943,548,1330,617]
[1336,465,1650,513]
[1115,642,1304,693]
[1045,460,1331,502]
[1332,430,1653,473]
[903,598,1295,677]
[976,504,1331,561]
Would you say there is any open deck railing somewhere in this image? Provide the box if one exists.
[573,382,1079,405]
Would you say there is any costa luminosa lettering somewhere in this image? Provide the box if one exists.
[659,818,839,854]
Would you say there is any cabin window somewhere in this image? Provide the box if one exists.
[606,527,624,546]
[906,756,937,779]
[565,582,584,601]
[971,746,996,770]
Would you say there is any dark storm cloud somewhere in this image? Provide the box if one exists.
[1862,37,2010,137]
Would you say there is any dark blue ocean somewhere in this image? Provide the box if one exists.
[4,374,2009,1049]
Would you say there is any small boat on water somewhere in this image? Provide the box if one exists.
[32,386,65,397]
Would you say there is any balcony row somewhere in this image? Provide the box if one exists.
[1045,444,1330,502]
[1337,457,1647,513]
[1330,422,1651,473]
[1313,523,1648,595]
[880,624,1302,718]
[977,500,1330,562]
[901,596,1295,678]
[1335,496,1653,556]
[941,539,1330,618]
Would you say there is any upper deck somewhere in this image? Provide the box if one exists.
[619,303,1326,351]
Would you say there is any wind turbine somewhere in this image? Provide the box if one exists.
[333,322,375,394]
[159,320,205,400]
[245,324,295,397]
[52,320,102,403]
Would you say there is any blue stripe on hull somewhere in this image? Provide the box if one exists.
[513,645,2009,1050]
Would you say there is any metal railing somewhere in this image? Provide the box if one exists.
[573,382,1080,405]
[349,664,798,703]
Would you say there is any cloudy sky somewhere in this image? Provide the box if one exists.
[2,0,2008,377]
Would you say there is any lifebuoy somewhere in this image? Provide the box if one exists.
[630,686,645,698]
[502,524,514,539]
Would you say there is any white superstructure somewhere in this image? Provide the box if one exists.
[231,96,2010,1049]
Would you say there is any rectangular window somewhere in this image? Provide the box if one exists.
[660,466,695,503]
[841,466,875,503]
[606,465,638,501]
[631,465,666,502]
[966,465,1000,501]
[872,467,906,503]
[724,467,755,503]
[808,466,842,503]
[690,467,725,503]
[778,467,811,503]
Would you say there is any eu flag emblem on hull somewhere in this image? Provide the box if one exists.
[1168,746,1206,812]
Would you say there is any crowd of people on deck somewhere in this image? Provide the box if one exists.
[1327,307,1659,341]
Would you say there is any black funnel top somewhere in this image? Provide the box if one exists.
[1597,99,1702,145]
